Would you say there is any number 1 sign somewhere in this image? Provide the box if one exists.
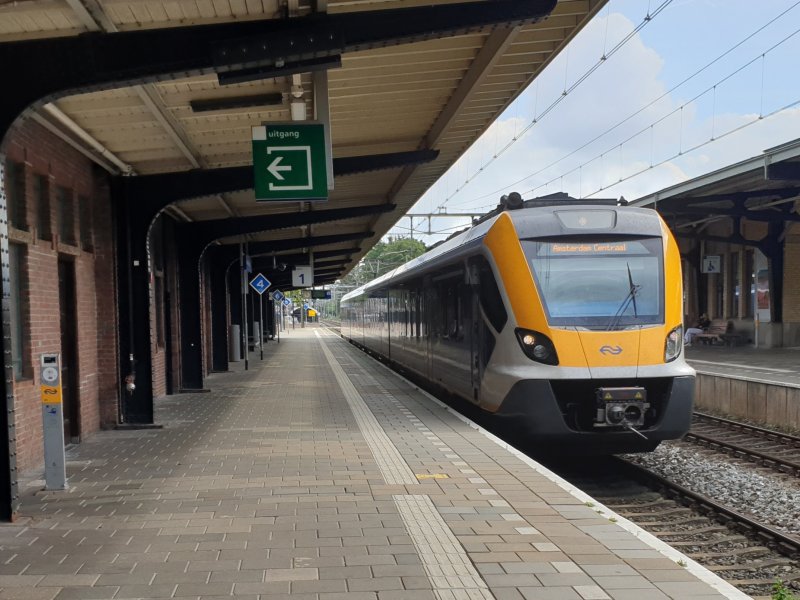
[292,265,312,288]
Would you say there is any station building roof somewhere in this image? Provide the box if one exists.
[633,138,800,248]
[0,0,605,282]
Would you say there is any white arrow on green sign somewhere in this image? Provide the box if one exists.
[252,124,329,201]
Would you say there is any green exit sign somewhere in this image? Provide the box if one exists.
[252,124,329,201]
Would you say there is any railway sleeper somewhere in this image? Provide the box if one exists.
[612,505,689,514]
[729,578,798,587]
[691,546,772,559]
[654,525,730,536]
[708,557,795,571]
[626,515,711,526]
[605,498,672,509]
[669,535,749,546]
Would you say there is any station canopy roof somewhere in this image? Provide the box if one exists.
[633,139,800,250]
[0,0,606,283]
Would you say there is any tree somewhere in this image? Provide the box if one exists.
[340,238,427,287]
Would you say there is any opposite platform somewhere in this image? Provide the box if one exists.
[2,325,744,600]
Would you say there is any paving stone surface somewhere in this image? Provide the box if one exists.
[1,326,739,599]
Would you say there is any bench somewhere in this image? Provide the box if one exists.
[693,319,742,346]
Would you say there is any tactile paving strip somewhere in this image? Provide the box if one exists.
[317,331,418,485]
[394,494,494,600]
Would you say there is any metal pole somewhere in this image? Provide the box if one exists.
[240,242,249,371]
[259,294,264,359]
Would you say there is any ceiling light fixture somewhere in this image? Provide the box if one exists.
[190,93,284,113]
[217,55,342,86]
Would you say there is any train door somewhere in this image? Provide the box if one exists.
[469,262,482,403]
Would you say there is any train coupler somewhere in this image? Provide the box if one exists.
[594,387,649,428]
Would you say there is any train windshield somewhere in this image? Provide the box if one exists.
[524,237,664,328]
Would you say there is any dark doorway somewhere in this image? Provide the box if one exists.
[58,258,80,443]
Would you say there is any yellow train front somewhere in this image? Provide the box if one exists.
[341,199,695,453]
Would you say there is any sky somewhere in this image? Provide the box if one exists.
[387,0,800,244]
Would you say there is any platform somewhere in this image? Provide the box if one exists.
[3,325,744,600]
[686,344,800,387]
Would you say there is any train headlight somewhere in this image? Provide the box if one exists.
[664,325,682,362]
[515,328,559,365]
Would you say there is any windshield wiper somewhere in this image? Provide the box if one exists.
[606,263,640,331]
[627,262,638,318]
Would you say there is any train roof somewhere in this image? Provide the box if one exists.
[341,202,663,302]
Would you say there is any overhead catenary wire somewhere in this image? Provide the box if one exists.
[522,25,800,198]
[434,0,676,211]
[578,96,800,199]
[450,0,800,208]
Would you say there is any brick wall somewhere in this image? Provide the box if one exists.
[4,119,118,473]
[150,216,167,398]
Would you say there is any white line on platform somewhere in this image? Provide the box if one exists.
[692,369,800,389]
[688,359,795,373]
[316,330,418,485]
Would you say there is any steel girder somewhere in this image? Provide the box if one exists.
[113,150,439,206]
[210,232,372,268]
[767,162,800,181]
[186,204,393,244]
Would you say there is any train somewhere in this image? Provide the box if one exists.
[340,193,695,453]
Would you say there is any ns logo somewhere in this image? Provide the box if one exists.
[599,345,623,355]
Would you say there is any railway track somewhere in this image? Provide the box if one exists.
[554,456,800,599]
[686,412,800,476]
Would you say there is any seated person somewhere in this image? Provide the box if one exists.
[684,314,710,346]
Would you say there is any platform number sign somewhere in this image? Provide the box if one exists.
[283,298,291,307]
[272,290,285,302]
[292,265,312,288]
[249,273,271,295]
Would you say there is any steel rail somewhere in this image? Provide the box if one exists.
[687,412,800,475]
[684,431,800,475]
[615,457,800,557]
[693,412,800,447]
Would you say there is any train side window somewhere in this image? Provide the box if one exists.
[476,256,508,332]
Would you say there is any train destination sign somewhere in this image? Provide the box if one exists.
[551,243,628,254]
[252,124,328,201]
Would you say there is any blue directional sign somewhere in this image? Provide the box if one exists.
[249,273,271,295]
[272,290,285,302]
[282,298,291,307]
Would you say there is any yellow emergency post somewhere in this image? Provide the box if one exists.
[307,308,318,318]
